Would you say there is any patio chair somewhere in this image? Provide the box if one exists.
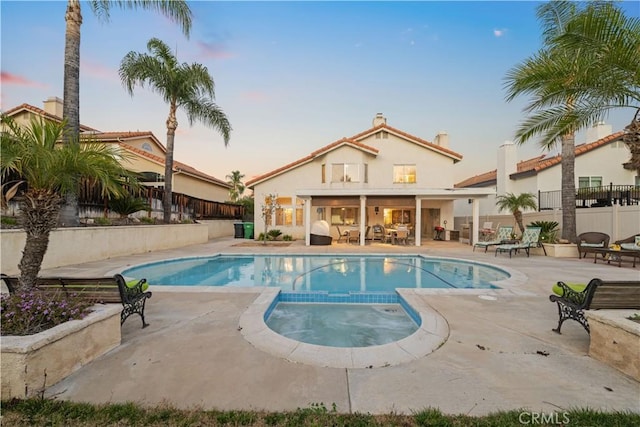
[395,228,409,245]
[336,226,349,243]
[371,224,385,242]
[347,229,360,244]
[479,222,494,241]
[495,227,541,258]
[473,226,514,253]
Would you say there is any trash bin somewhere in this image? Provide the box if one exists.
[243,222,254,239]
[233,223,244,238]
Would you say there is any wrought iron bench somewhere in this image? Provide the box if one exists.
[549,279,640,334]
[1,274,152,328]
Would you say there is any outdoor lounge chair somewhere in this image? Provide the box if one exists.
[473,226,514,252]
[479,222,494,241]
[495,227,541,258]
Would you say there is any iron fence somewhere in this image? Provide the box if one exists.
[538,184,640,210]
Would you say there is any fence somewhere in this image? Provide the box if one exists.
[3,182,244,222]
[539,184,639,210]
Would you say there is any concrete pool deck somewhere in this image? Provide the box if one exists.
[35,237,640,416]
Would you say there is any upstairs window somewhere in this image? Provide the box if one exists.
[393,165,416,183]
[331,163,362,183]
[578,176,602,188]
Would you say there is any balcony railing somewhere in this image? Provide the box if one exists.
[538,184,640,210]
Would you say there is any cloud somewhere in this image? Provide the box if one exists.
[197,41,235,60]
[81,60,117,81]
[241,91,267,103]
[493,28,508,37]
[0,71,47,88]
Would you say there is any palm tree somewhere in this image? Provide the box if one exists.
[495,192,538,235]
[504,1,640,243]
[60,0,192,226]
[1,116,138,290]
[226,170,245,203]
[504,1,579,243]
[119,38,232,223]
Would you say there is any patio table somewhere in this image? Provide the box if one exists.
[593,247,640,268]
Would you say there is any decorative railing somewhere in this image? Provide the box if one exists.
[538,184,640,210]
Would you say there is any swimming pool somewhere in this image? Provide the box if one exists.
[122,254,509,291]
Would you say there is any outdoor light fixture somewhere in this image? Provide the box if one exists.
[374,207,379,214]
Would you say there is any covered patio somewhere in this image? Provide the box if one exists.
[299,188,495,246]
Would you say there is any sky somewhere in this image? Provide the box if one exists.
[2,0,639,185]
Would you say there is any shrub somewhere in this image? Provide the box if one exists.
[108,195,150,218]
[139,216,155,224]
[94,217,111,226]
[1,216,18,225]
[267,229,282,240]
[529,220,559,243]
[283,234,293,241]
[1,291,93,336]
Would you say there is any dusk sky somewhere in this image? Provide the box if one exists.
[2,1,639,185]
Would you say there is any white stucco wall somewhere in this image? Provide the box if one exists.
[1,224,209,275]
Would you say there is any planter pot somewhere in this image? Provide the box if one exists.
[1,304,121,399]
[542,243,579,258]
[585,310,640,381]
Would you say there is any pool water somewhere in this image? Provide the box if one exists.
[266,303,419,347]
[122,255,508,290]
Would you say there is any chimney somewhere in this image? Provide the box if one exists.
[43,96,63,117]
[372,113,386,127]
[585,121,612,144]
[497,141,517,196]
[434,131,449,149]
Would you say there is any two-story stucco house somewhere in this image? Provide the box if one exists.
[247,114,494,246]
[3,97,231,207]
[453,122,637,218]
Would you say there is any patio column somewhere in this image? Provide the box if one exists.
[414,197,422,246]
[472,198,480,244]
[359,195,366,245]
[304,197,312,246]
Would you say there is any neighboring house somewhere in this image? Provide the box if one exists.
[3,97,230,205]
[246,113,493,245]
[453,122,638,218]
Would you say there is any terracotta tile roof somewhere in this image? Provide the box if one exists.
[454,169,497,188]
[454,131,625,187]
[246,123,465,187]
[91,131,166,153]
[350,123,463,161]
[2,103,99,132]
[246,138,379,187]
[119,142,230,188]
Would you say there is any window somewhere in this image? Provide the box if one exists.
[375,131,389,139]
[321,164,326,183]
[330,207,359,225]
[275,197,293,226]
[393,165,416,183]
[331,163,362,182]
[578,176,602,188]
[141,142,153,152]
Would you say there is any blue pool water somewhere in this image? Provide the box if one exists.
[122,255,508,291]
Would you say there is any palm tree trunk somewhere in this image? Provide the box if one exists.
[18,191,62,290]
[59,0,82,227]
[63,0,82,138]
[163,104,178,223]
[561,134,577,242]
[514,210,525,235]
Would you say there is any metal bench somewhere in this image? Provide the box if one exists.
[1,274,152,328]
[549,279,640,334]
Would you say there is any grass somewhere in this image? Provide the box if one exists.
[1,399,639,426]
